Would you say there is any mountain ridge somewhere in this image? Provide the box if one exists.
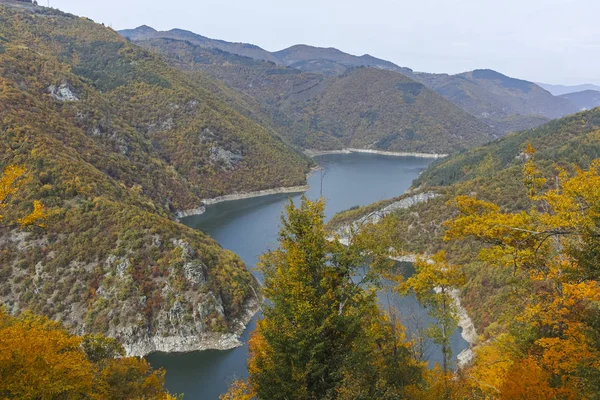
[130,35,497,153]
[559,90,600,111]
[120,25,581,136]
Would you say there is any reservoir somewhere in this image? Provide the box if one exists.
[147,152,468,399]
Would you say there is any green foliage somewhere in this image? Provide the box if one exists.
[334,107,600,340]
[239,197,423,399]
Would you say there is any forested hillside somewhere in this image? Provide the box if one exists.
[123,25,584,145]
[0,1,316,354]
[326,108,600,397]
[125,36,496,153]
[331,106,600,341]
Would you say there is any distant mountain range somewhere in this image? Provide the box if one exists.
[126,34,495,153]
[537,82,600,96]
[121,26,590,137]
[559,90,600,111]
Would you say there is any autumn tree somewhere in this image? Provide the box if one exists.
[223,197,423,399]
[0,165,176,399]
[0,309,177,399]
[444,151,600,398]
[0,165,48,227]
[400,251,464,398]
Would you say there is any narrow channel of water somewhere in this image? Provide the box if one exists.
[147,153,467,399]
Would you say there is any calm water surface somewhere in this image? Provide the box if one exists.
[147,153,468,399]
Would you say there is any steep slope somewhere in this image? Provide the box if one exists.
[412,69,578,134]
[272,44,413,76]
[120,25,279,63]
[537,82,600,96]
[559,90,600,111]
[128,37,496,153]
[0,1,314,355]
[330,108,600,336]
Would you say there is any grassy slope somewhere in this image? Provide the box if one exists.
[0,3,314,349]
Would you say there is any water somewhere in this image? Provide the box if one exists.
[147,153,468,399]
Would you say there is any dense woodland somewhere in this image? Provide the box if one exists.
[0,2,295,355]
[122,26,583,138]
[222,110,600,398]
[328,107,600,398]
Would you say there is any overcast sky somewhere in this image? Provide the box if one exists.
[50,0,600,85]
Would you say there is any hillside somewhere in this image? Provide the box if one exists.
[330,107,600,337]
[122,25,583,139]
[560,90,600,111]
[304,67,495,152]
[120,26,414,77]
[413,69,578,134]
[0,1,315,355]
[128,37,496,153]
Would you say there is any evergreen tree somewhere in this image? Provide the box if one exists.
[224,197,423,399]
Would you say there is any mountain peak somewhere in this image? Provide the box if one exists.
[136,25,156,33]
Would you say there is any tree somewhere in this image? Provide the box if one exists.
[223,197,423,399]
[400,251,464,398]
[0,165,48,228]
[0,309,178,399]
[444,152,600,398]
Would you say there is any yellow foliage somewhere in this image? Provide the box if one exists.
[445,152,600,398]
[0,165,48,228]
[0,309,176,399]
[17,199,48,227]
[0,165,28,221]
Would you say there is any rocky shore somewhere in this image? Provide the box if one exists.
[175,185,310,220]
[124,294,261,357]
[331,191,478,368]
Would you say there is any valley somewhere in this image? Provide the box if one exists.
[1,0,599,398]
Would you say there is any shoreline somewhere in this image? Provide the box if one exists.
[175,149,444,221]
[331,192,478,368]
[125,295,261,357]
[175,185,309,220]
[175,167,321,221]
[305,148,448,159]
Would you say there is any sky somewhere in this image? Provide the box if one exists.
[50,0,600,85]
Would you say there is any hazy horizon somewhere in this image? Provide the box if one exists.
[49,0,600,86]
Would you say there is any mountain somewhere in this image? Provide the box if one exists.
[120,25,279,63]
[412,69,579,134]
[126,36,496,153]
[121,26,581,137]
[272,44,414,76]
[301,67,494,153]
[559,90,600,111]
[537,82,600,96]
[0,0,316,355]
